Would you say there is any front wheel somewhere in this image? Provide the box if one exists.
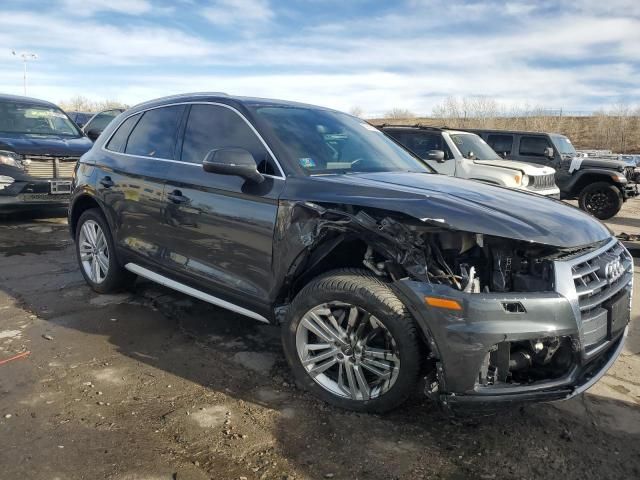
[578,182,623,220]
[282,269,422,413]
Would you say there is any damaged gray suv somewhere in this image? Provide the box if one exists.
[69,93,633,412]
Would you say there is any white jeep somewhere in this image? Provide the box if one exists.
[381,125,560,197]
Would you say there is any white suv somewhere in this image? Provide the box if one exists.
[381,125,560,197]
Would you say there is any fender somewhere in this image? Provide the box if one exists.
[562,167,626,195]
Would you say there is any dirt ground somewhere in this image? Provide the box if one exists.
[1,200,639,480]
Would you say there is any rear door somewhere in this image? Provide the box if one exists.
[162,103,285,307]
[97,105,185,267]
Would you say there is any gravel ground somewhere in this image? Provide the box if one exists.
[0,200,639,480]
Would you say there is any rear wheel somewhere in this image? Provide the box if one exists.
[282,269,422,413]
[578,182,623,220]
[75,208,136,293]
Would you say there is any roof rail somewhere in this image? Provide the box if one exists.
[132,91,230,109]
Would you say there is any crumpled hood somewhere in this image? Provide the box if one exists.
[284,172,611,248]
[0,133,92,157]
[474,159,555,176]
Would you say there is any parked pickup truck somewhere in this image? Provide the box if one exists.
[380,125,560,198]
[469,129,639,219]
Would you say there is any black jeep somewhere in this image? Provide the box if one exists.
[469,129,638,219]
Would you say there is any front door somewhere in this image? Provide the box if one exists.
[162,103,285,308]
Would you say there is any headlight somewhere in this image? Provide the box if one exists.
[611,173,627,182]
[0,150,24,169]
[0,175,15,190]
[522,174,530,186]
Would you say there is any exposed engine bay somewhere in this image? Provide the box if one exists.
[289,201,560,295]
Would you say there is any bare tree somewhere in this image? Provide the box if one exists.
[384,108,417,120]
[58,96,129,112]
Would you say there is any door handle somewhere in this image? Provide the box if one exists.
[100,176,114,188]
[168,190,189,204]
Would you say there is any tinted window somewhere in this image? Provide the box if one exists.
[487,134,513,155]
[106,113,141,153]
[125,106,183,159]
[181,104,275,174]
[519,136,551,157]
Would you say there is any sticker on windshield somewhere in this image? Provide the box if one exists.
[299,157,316,168]
[360,123,380,132]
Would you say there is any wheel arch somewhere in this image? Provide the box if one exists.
[69,194,103,238]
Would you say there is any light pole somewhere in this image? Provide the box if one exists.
[11,50,38,96]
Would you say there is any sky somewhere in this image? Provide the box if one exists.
[0,0,639,116]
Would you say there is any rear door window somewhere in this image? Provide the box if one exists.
[106,113,141,153]
[180,104,275,174]
[125,106,184,159]
[519,136,552,157]
[487,134,513,156]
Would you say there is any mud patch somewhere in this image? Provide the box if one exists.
[89,294,131,307]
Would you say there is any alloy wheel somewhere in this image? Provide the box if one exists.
[295,302,401,401]
[78,220,110,284]
[585,189,615,216]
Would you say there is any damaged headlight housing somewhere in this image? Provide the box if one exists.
[0,150,24,170]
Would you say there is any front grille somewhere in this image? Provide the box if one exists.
[625,166,638,184]
[571,241,633,350]
[23,155,79,179]
[530,173,556,190]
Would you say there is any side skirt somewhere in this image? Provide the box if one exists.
[124,263,270,324]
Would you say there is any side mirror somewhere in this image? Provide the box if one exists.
[426,150,446,163]
[544,147,554,159]
[202,147,264,184]
[85,128,102,142]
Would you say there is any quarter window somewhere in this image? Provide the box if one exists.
[519,136,552,157]
[487,134,513,156]
[125,106,184,159]
[181,104,274,174]
[106,113,141,153]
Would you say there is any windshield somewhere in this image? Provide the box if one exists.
[449,133,501,160]
[550,134,577,156]
[0,101,81,137]
[251,106,433,175]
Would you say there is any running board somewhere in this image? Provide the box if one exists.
[124,263,269,324]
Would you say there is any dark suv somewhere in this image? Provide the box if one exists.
[0,94,93,213]
[468,129,638,219]
[69,93,632,412]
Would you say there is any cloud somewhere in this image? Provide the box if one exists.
[0,1,637,115]
[59,0,153,16]
[202,0,274,28]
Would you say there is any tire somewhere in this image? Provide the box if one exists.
[578,182,623,220]
[75,208,136,293]
[282,269,422,413]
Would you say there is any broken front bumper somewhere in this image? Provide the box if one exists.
[394,238,633,407]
